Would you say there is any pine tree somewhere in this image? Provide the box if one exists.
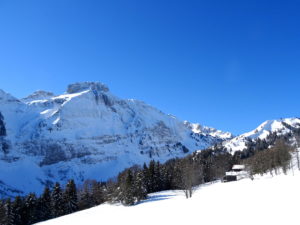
[91,181,104,205]
[142,163,150,193]
[0,200,6,225]
[4,198,14,225]
[64,179,78,214]
[123,170,135,205]
[11,196,23,225]
[51,182,65,217]
[78,188,92,210]
[40,187,52,221]
[23,193,38,225]
[148,160,156,193]
[153,161,162,192]
[133,170,147,201]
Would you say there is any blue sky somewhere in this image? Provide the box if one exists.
[0,0,299,135]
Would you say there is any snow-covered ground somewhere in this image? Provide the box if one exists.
[39,170,300,225]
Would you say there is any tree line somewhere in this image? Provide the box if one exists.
[0,147,235,224]
[243,139,294,177]
[0,129,298,224]
[0,180,77,225]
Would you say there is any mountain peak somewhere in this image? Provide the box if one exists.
[223,117,300,154]
[66,82,109,94]
[184,121,234,140]
[0,83,230,198]
[22,90,55,102]
[0,89,19,102]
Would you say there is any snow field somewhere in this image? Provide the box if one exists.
[40,170,300,225]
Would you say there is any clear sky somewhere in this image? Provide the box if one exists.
[0,0,299,135]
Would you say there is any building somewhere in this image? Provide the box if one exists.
[222,165,248,182]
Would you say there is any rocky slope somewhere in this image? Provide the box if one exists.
[0,82,231,198]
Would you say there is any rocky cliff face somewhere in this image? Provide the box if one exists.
[0,82,231,197]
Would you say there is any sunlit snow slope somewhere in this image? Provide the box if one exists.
[39,170,300,225]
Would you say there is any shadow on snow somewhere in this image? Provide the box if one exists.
[136,194,176,205]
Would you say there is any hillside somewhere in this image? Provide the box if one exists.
[39,170,300,225]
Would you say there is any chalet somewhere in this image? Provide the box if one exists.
[222,165,248,182]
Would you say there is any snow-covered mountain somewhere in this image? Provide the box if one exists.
[184,121,233,139]
[0,82,231,198]
[222,118,300,154]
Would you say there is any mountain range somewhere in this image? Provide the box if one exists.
[0,81,299,198]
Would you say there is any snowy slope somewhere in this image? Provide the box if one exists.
[184,121,234,139]
[39,170,300,225]
[223,118,300,153]
[0,82,232,197]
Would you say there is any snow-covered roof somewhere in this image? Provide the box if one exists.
[232,165,245,170]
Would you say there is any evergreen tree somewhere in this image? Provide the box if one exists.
[64,179,78,214]
[91,181,104,205]
[39,187,52,221]
[51,182,65,217]
[142,163,150,193]
[148,160,156,193]
[123,170,134,205]
[11,196,23,225]
[0,200,6,225]
[133,170,147,201]
[23,193,38,225]
[117,169,135,206]
[4,198,14,225]
[153,161,162,192]
[78,188,93,210]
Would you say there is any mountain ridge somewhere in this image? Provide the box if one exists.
[222,117,300,154]
[0,82,231,198]
[0,82,298,198]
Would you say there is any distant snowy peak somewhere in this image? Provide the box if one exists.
[22,90,55,103]
[223,118,300,153]
[184,121,234,140]
[241,118,300,140]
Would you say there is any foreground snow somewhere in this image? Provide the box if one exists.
[39,171,300,225]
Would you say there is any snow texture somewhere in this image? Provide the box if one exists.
[39,170,300,225]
